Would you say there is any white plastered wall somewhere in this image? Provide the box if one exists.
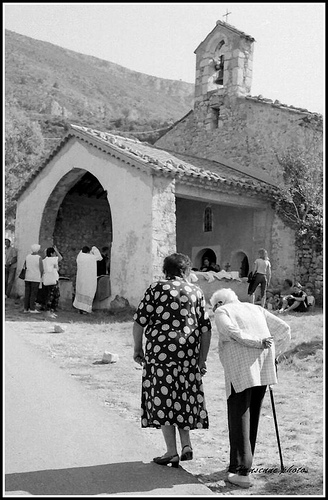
[15,139,155,306]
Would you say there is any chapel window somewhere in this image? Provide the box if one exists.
[211,107,220,129]
[204,206,213,232]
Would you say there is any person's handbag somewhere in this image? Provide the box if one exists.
[247,271,255,283]
[247,271,257,294]
[18,261,26,280]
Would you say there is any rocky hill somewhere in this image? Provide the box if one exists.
[5,29,195,144]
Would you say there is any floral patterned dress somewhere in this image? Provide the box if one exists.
[133,277,211,430]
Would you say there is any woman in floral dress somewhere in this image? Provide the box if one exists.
[133,253,212,468]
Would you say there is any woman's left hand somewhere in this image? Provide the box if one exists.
[133,349,144,366]
[199,361,207,376]
[262,337,274,348]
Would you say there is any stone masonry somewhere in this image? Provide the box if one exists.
[155,20,323,298]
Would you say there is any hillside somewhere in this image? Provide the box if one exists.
[5,29,195,143]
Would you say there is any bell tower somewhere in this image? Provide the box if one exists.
[194,20,255,106]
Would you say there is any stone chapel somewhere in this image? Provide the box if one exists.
[13,20,323,308]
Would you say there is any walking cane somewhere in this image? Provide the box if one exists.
[269,358,284,472]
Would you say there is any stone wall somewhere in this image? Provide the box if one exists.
[270,212,296,286]
[152,176,177,280]
[176,198,257,271]
[193,273,249,303]
[155,97,323,297]
[156,97,322,184]
[295,246,323,306]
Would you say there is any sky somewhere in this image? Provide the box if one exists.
[3,2,325,114]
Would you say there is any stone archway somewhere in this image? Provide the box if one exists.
[39,168,112,288]
[194,247,218,270]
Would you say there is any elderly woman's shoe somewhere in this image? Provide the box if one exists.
[226,473,251,488]
[153,454,179,468]
[181,445,193,461]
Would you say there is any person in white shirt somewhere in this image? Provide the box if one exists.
[248,248,271,307]
[305,286,315,309]
[210,288,291,489]
[42,246,63,318]
[24,244,43,313]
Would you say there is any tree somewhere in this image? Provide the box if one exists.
[275,149,323,251]
[5,105,45,229]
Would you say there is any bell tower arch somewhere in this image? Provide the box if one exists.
[194,20,255,105]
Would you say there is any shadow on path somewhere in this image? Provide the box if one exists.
[5,461,204,496]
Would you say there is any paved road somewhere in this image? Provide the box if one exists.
[4,324,213,496]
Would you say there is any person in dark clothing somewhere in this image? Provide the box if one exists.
[97,246,110,276]
[278,282,307,313]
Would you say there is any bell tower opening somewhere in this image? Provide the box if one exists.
[194,20,255,105]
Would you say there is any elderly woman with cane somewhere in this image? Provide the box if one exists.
[210,288,291,488]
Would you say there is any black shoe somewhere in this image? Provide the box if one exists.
[153,454,179,468]
[181,445,193,461]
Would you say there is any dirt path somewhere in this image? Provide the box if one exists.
[4,298,323,495]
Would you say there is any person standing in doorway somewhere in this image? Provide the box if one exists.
[248,248,271,307]
[97,246,110,276]
[5,238,18,298]
[73,245,102,314]
[133,253,212,468]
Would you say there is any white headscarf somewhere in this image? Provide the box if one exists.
[210,288,239,308]
[31,243,41,253]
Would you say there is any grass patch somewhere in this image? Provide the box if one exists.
[5,299,324,495]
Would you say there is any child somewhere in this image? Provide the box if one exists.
[266,292,282,311]
[265,291,274,310]
[273,293,282,310]
[305,287,315,309]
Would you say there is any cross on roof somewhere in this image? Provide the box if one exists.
[223,9,232,22]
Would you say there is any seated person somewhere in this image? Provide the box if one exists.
[272,292,282,310]
[279,282,307,313]
[266,291,281,311]
[265,291,274,310]
[281,278,293,296]
[305,286,315,309]
[200,257,212,272]
[200,257,221,272]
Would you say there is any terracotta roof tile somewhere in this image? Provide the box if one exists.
[15,124,279,201]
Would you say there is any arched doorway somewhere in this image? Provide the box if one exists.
[39,170,112,305]
[52,172,112,279]
[231,251,249,278]
[194,248,218,270]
